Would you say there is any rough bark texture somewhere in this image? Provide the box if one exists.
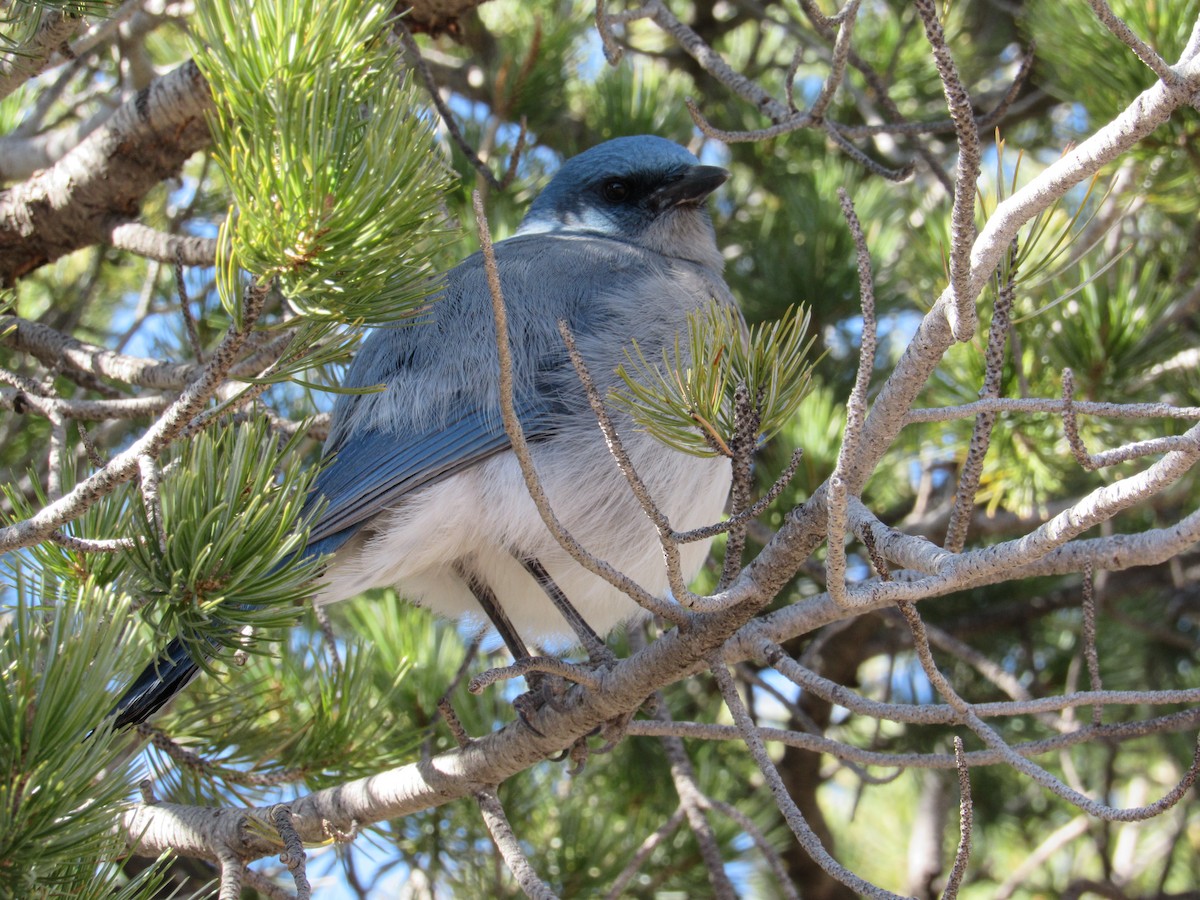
[396,0,494,35]
[779,617,879,900]
[0,60,212,286]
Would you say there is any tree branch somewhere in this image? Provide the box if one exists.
[0,60,213,285]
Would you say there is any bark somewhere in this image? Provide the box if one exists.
[0,60,213,286]
[396,0,495,35]
[779,617,879,900]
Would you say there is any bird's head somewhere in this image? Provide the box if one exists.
[517,135,728,271]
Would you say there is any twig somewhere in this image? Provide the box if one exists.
[908,397,1200,423]
[914,0,982,341]
[436,697,473,748]
[944,238,1017,552]
[107,222,218,266]
[0,281,270,553]
[139,723,308,787]
[1084,0,1177,84]
[1062,368,1199,469]
[476,788,561,900]
[603,808,686,900]
[271,805,312,900]
[832,419,1200,606]
[66,0,145,61]
[720,382,759,589]
[919,618,1033,706]
[710,659,905,899]
[395,19,524,192]
[595,0,633,66]
[47,412,66,501]
[827,188,877,608]
[994,817,1091,900]
[137,454,166,552]
[824,125,914,181]
[469,656,604,694]
[808,0,860,121]
[942,737,973,899]
[896,599,1200,821]
[76,420,107,467]
[1080,561,1103,726]
[627,707,1200,772]
[648,0,790,123]
[671,447,803,543]
[652,696,738,900]
[312,602,342,680]
[707,797,801,900]
[176,250,204,362]
[784,46,803,113]
[472,191,683,624]
[760,638,1200,727]
[556,318,697,608]
[48,531,133,553]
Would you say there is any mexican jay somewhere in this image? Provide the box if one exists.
[113,135,737,727]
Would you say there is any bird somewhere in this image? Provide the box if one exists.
[111,135,738,728]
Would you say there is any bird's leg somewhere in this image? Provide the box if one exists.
[520,556,617,668]
[453,562,567,730]
[453,563,533,665]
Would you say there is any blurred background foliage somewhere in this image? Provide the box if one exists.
[1,0,1198,896]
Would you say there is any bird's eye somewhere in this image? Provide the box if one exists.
[602,180,629,203]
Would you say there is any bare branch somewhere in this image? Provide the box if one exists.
[0,280,270,553]
[48,531,133,553]
[472,190,684,624]
[0,10,83,102]
[475,788,560,900]
[137,454,166,553]
[1084,0,1177,84]
[0,60,213,285]
[107,222,218,267]
[556,318,698,608]
[672,447,803,544]
[908,397,1200,424]
[652,696,738,900]
[395,19,524,192]
[468,656,605,694]
[271,805,312,900]
[914,0,982,341]
[896,599,1200,822]
[1080,561,1104,726]
[216,850,244,900]
[647,0,790,123]
[627,708,1200,772]
[808,0,860,121]
[710,659,904,899]
[943,737,973,900]
[827,187,878,608]
[603,808,686,900]
[944,239,1017,552]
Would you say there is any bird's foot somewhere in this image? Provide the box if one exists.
[470,655,607,735]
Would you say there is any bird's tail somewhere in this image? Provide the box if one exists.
[110,638,202,729]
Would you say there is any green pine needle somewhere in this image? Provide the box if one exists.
[613,303,819,457]
[124,418,324,667]
[0,577,153,896]
[194,0,456,327]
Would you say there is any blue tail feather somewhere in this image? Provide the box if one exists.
[110,637,201,729]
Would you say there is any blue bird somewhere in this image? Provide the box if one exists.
[112,135,738,727]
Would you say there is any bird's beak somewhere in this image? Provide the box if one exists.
[650,164,729,211]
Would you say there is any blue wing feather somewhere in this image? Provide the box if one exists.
[302,399,557,557]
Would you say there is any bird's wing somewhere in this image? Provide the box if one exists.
[302,400,556,558]
[301,233,685,560]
